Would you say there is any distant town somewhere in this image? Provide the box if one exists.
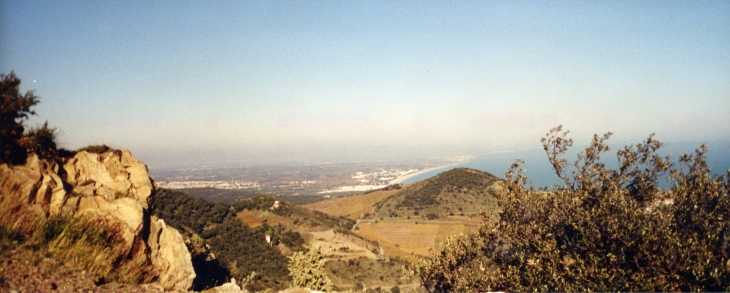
[152,157,469,198]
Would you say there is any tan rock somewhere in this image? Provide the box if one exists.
[63,150,154,208]
[0,154,68,216]
[74,196,144,248]
[202,278,247,293]
[47,171,67,215]
[123,150,154,208]
[149,217,196,290]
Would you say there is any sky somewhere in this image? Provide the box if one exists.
[1,1,729,168]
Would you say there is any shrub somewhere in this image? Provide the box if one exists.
[22,121,59,160]
[408,126,730,292]
[77,144,111,154]
[1,72,40,164]
[288,245,333,292]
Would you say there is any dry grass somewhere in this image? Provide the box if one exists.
[236,211,265,228]
[433,223,474,246]
[303,186,410,220]
[18,215,152,284]
[236,209,296,229]
[357,222,436,258]
[356,220,478,260]
[309,230,379,261]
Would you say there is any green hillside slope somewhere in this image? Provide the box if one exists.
[369,168,501,220]
[149,189,291,291]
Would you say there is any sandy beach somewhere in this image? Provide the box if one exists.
[389,161,466,185]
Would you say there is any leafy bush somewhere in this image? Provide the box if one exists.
[22,121,59,160]
[1,72,40,164]
[288,245,333,292]
[409,126,730,292]
[0,72,65,163]
[77,144,111,154]
[280,230,305,248]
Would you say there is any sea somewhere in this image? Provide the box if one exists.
[402,140,730,189]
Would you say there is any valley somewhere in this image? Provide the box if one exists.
[185,167,505,291]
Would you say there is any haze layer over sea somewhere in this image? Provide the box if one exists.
[403,140,730,189]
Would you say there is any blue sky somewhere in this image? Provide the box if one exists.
[1,1,729,168]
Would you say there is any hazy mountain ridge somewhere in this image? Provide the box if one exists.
[304,168,503,265]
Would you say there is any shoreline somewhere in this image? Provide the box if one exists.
[389,161,466,185]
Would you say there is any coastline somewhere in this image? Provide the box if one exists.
[389,161,465,185]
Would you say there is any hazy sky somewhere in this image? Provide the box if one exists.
[2,1,729,167]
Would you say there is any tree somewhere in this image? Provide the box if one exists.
[288,245,333,292]
[1,72,40,164]
[409,126,730,292]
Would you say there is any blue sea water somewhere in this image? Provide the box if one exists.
[402,140,730,188]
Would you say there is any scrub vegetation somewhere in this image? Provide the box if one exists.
[408,126,730,292]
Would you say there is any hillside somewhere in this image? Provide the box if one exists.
[149,189,293,291]
[304,168,502,261]
[302,184,406,220]
[232,194,418,291]
[370,168,501,220]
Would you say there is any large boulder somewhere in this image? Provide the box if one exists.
[148,216,196,290]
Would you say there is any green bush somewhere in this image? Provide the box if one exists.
[77,144,111,154]
[1,72,40,164]
[408,126,730,292]
[23,121,59,160]
[288,245,333,292]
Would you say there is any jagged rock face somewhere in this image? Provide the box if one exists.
[63,150,153,209]
[0,154,66,221]
[0,150,195,291]
[149,216,195,290]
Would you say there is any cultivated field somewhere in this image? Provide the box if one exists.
[355,220,478,259]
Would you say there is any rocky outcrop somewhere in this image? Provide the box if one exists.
[0,150,195,291]
[149,216,196,290]
[0,154,65,220]
[63,150,154,209]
